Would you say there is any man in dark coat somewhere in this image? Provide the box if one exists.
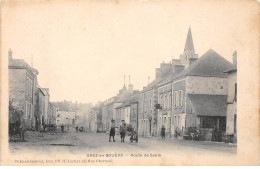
[161,125,166,140]
[61,124,64,132]
[119,120,126,142]
[109,121,116,142]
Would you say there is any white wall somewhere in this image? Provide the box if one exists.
[186,76,228,95]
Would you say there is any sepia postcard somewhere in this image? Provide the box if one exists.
[0,0,259,166]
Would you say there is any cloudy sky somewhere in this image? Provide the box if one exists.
[2,0,258,104]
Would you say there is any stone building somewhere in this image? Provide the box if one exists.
[129,95,139,131]
[102,76,137,132]
[35,86,46,131]
[48,102,57,125]
[8,49,39,130]
[102,96,119,131]
[137,62,174,137]
[115,101,131,125]
[56,110,78,130]
[103,27,236,142]
[41,88,50,125]
[225,51,237,143]
[172,49,233,141]
[157,27,196,136]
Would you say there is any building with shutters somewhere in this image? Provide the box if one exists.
[8,49,39,130]
[225,52,237,143]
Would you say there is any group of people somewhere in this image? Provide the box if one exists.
[109,120,127,142]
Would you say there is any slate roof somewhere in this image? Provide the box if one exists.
[52,102,76,112]
[37,87,46,96]
[141,69,173,93]
[224,64,237,74]
[115,100,131,109]
[174,49,233,80]
[9,58,39,74]
[188,94,227,116]
[115,91,133,103]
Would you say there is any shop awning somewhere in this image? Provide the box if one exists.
[188,94,227,116]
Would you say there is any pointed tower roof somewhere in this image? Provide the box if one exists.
[184,26,195,52]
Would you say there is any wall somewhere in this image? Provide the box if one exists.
[35,89,45,130]
[158,82,172,134]
[9,69,26,112]
[56,111,77,129]
[42,90,50,125]
[171,79,186,133]
[186,76,228,95]
[226,71,237,135]
[9,68,36,129]
[138,89,155,136]
[124,106,131,124]
[130,103,138,130]
[172,79,186,115]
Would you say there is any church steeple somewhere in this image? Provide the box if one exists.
[184,26,195,52]
[180,26,198,67]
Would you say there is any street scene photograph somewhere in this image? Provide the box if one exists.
[1,0,259,166]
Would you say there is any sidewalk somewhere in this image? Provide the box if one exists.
[140,135,237,153]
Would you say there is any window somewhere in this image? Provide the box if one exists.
[150,98,152,111]
[160,94,163,106]
[165,94,168,109]
[144,98,147,112]
[201,116,216,129]
[234,83,237,102]
[25,101,28,118]
[234,114,237,134]
[174,91,179,108]
[179,90,183,107]
[168,92,171,109]
[28,103,31,119]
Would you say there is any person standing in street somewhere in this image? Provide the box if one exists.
[161,125,166,140]
[109,120,116,142]
[119,120,127,142]
[61,124,64,132]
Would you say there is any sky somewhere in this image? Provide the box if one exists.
[2,0,258,104]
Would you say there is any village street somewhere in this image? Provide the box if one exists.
[9,131,237,156]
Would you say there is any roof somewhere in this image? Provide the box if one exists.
[115,100,131,109]
[41,88,50,96]
[38,88,46,96]
[157,69,181,87]
[188,94,227,116]
[115,91,134,103]
[224,64,237,74]
[9,58,39,74]
[174,49,233,80]
[52,102,76,112]
[141,69,173,93]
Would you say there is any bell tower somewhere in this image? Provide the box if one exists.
[180,27,198,67]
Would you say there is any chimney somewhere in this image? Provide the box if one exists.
[189,58,197,66]
[233,51,237,68]
[128,75,133,91]
[160,62,171,78]
[8,48,12,61]
[156,68,161,79]
[175,65,185,74]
